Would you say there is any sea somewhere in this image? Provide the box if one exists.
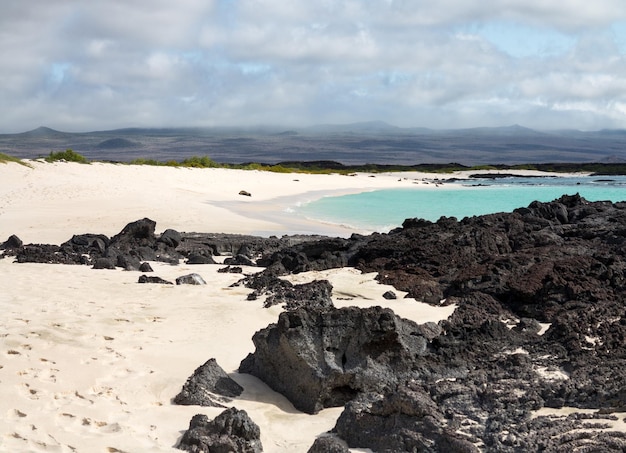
[295,175,626,233]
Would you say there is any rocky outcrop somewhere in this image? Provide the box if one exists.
[335,383,480,453]
[262,279,334,310]
[177,408,262,453]
[174,358,243,408]
[239,306,437,414]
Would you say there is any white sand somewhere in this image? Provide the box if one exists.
[0,161,565,452]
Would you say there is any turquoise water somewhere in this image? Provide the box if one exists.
[297,176,626,232]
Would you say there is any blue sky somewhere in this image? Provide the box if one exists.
[2,0,626,132]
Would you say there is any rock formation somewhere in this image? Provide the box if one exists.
[174,358,243,408]
[177,408,262,453]
[239,305,437,414]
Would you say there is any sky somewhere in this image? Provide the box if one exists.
[3,0,626,132]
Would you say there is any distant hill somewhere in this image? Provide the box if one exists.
[17,126,71,139]
[2,122,626,166]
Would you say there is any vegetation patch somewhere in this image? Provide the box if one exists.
[45,149,89,164]
[0,152,31,167]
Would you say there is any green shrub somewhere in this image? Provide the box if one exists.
[0,152,31,167]
[180,156,219,168]
[45,149,89,164]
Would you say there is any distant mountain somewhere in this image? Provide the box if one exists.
[2,122,626,166]
[17,126,71,139]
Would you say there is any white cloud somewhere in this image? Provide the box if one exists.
[2,0,626,131]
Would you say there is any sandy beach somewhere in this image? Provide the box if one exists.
[0,161,570,452]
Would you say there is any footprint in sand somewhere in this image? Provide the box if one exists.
[17,367,59,383]
[6,409,27,420]
[18,383,40,400]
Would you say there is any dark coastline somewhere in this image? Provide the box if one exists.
[4,193,626,451]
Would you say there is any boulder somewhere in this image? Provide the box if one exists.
[159,228,182,248]
[334,384,480,453]
[307,436,349,453]
[224,254,256,266]
[186,253,216,265]
[174,358,244,407]
[177,408,262,453]
[139,262,153,272]
[239,306,431,414]
[176,273,206,285]
[1,234,23,250]
[138,275,173,285]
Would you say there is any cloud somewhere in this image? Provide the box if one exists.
[2,0,626,131]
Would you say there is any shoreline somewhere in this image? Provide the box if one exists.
[0,160,622,451]
[0,160,588,245]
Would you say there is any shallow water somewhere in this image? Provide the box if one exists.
[296,175,626,233]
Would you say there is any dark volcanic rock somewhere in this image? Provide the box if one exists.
[239,306,431,414]
[307,436,349,453]
[139,262,153,272]
[176,273,207,285]
[185,253,216,265]
[92,257,116,269]
[177,408,262,453]
[262,279,335,310]
[335,383,480,453]
[218,265,243,273]
[224,253,257,266]
[159,228,182,248]
[138,275,173,284]
[1,234,23,250]
[174,358,244,407]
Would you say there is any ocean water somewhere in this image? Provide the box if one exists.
[296,175,626,233]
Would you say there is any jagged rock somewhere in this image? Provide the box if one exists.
[262,279,334,310]
[334,384,480,453]
[63,234,109,254]
[239,190,252,197]
[138,275,173,285]
[110,218,157,247]
[159,228,182,248]
[116,254,141,271]
[307,436,349,453]
[224,254,256,266]
[382,290,396,299]
[176,273,207,285]
[177,408,262,453]
[239,306,431,414]
[139,262,153,272]
[1,234,23,249]
[237,273,294,301]
[174,358,244,407]
[218,265,243,273]
[186,253,216,265]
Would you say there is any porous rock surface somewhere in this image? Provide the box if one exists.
[239,305,437,414]
[177,408,262,453]
[174,358,243,408]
